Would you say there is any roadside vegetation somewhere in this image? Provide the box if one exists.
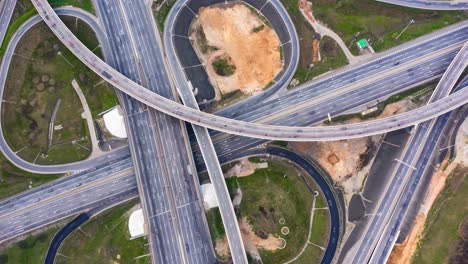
[2,18,116,165]
[209,90,247,113]
[223,160,329,263]
[293,36,348,84]
[0,157,61,200]
[48,0,94,14]
[0,8,37,56]
[280,0,348,85]
[56,200,148,264]
[309,0,467,54]
[195,26,218,54]
[0,221,68,264]
[153,0,176,30]
[326,81,437,124]
[412,166,468,263]
[212,57,236,76]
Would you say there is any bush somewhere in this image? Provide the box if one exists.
[212,58,236,76]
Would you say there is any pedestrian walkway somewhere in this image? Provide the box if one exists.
[299,0,367,64]
[71,79,104,158]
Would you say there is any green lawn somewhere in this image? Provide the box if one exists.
[310,0,467,54]
[56,200,149,264]
[224,161,328,263]
[205,208,229,261]
[0,222,67,264]
[412,166,468,264]
[0,8,38,56]
[48,0,95,14]
[1,0,96,56]
[326,81,437,124]
[2,17,116,165]
[153,0,176,31]
[0,156,61,200]
[280,0,348,85]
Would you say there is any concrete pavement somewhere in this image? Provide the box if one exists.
[30,0,468,141]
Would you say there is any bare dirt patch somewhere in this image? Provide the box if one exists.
[191,3,282,97]
[289,135,380,201]
[290,96,428,201]
[214,217,282,259]
[389,118,468,263]
[225,158,267,178]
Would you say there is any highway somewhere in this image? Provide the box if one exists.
[369,76,468,262]
[0,1,466,263]
[377,0,468,10]
[0,144,342,263]
[166,0,299,111]
[30,0,468,142]
[0,154,137,243]
[0,6,131,174]
[44,213,90,264]
[3,5,458,260]
[347,43,468,263]
[0,9,466,175]
[0,0,15,47]
[94,0,216,263]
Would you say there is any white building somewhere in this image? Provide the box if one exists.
[128,208,145,239]
[103,106,127,138]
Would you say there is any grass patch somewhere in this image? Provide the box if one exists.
[207,90,246,112]
[252,25,265,33]
[0,156,61,200]
[212,57,236,76]
[195,26,218,54]
[0,8,38,56]
[0,221,68,264]
[292,36,349,85]
[206,208,226,243]
[280,1,348,86]
[153,0,176,31]
[205,208,229,261]
[271,141,288,148]
[2,19,116,164]
[311,0,467,54]
[326,81,436,123]
[248,157,264,163]
[412,166,468,264]
[233,162,319,263]
[48,0,95,14]
[56,200,148,264]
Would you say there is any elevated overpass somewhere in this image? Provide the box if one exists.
[1,7,466,174]
[348,42,468,263]
[377,0,468,10]
[31,0,468,142]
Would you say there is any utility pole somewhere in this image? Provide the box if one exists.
[57,51,74,67]
[395,19,415,40]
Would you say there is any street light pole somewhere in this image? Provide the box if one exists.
[395,19,415,40]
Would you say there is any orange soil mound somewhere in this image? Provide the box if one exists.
[196,3,282,95]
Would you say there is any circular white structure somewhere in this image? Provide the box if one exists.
[103,106,127,138]
[128,208,145,239]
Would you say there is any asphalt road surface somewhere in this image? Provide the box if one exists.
[30,0,468,141]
